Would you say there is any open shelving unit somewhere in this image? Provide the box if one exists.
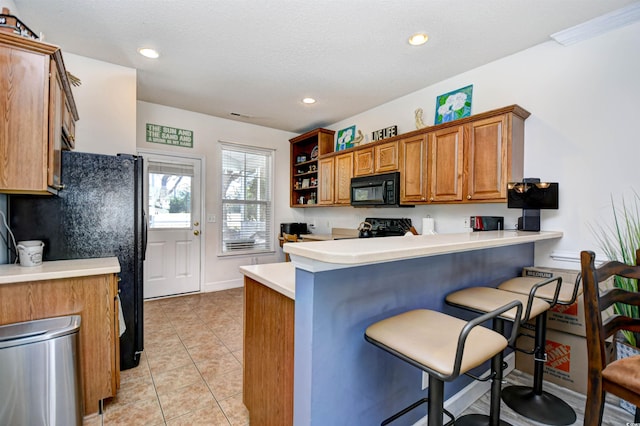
[289,128,335,207]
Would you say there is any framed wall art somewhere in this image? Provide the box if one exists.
[434,84,473,124]
[336,125,356,151]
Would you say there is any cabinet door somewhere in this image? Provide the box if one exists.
[318,157,334,205]
[0,43,49,192]
[353,148,374,177]
[400,135,427,203]
[374,141,399,173]
[334,152,353,204]
[466,114,508,201]
[48,60,63,190]
[428,126,464,202]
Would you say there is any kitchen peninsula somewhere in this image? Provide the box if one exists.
[241,230,562,425]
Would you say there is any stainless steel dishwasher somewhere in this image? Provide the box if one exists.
[0,315,82,425]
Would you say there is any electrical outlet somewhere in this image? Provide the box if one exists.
[463,217,470,229]
[207,214,216,223]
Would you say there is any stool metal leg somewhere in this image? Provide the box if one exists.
[501,312,576,425]
[455,318,512,426]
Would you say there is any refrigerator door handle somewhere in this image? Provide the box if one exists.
[142,209,148,261]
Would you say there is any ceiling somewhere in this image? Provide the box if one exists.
[10,0,638,134]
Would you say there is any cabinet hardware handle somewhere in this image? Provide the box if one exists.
[430,197,434,201]
[194,230,200,236]
[467,195,471,199]
[51,184,66,190]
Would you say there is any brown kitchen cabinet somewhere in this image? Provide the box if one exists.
[0,32,78,195]
[400,105,529,204]
[290,105,528,207]
[428,125,465,202]
[353,140,399,177]
[399,134,428,203]
[289,128,334,207]
[318,152,353,205]
[243,276,294,426]
[0,272,120,416]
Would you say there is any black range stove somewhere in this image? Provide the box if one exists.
[362,218,412,238]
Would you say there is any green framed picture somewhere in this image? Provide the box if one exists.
[336,125,356,151]
[435,85,473,124]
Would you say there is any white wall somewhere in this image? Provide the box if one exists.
[303,20,640,268]
[63,53,137,155]
[136,101,296,291]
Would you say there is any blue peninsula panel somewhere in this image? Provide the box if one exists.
[293,243,534,425]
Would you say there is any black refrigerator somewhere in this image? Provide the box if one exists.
[8,151,146,370]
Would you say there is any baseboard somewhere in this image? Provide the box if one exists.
[413,352,515,426]
[202,278,243,293]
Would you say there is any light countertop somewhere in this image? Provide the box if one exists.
[285,230,563,271]
[0,257,121,285]
[239,262,295,299]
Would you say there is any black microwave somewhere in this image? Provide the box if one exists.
[351,172,409,207]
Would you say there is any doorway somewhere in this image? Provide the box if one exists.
[141,152,203,299]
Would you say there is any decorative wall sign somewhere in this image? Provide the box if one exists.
[146,123,194,148]
[336,125,356,151]
[372,125,397,142]
[434,84,473,124]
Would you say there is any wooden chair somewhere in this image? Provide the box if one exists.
[282,232,298,262]
[581,249,640,426]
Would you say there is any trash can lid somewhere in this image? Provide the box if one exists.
[0,315,81,349]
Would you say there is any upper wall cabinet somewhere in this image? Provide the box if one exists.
[353,140,399,177]
[291,105,529,208]
[400,105,529,205]
[0,32,78,195]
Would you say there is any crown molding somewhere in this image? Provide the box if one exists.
[551,3,640,46]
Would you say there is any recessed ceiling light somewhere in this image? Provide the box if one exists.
[138,48,160,59]
[408,33,429,46]
[302,97,316,104]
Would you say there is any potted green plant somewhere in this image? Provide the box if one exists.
[591,191,640,414]
[591,191,640,346]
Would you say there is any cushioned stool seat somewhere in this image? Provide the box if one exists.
[446,286,552,426]
[366,310,509,377]
[446,286,551,322]
[365,301,522,426]
[496,276,578,425]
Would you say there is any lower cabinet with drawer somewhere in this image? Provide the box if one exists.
[0,273,119,416]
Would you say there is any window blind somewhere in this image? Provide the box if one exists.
[220,142,274,255]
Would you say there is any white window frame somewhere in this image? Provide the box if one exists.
[218,141,275,257]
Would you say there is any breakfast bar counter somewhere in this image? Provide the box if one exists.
[241,230,562,425]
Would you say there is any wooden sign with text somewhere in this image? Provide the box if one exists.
[371,125,397,142]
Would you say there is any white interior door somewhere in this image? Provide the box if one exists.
[142,154,202,299]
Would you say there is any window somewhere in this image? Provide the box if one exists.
[220,142,274,255]
[147,161,194,229]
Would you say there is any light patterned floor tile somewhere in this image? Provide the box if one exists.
[206,367,243,401]
[158,380,215,420]
[217,393,250,426]
[165,402,231,426]
[153,362,203,395]
[103,395,164,426]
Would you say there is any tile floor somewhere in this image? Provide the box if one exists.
[87,287,634,425]
[95,288,248,425]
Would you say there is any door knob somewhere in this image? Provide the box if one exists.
[193,230,200,236]
[194,221,200,226]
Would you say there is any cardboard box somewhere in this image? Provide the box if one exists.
[522,266,614,337]
[515,327,588,394]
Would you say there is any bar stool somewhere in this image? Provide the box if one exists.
[364,300,523,426]
[496,275,580,425]
[446,286,552,426]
